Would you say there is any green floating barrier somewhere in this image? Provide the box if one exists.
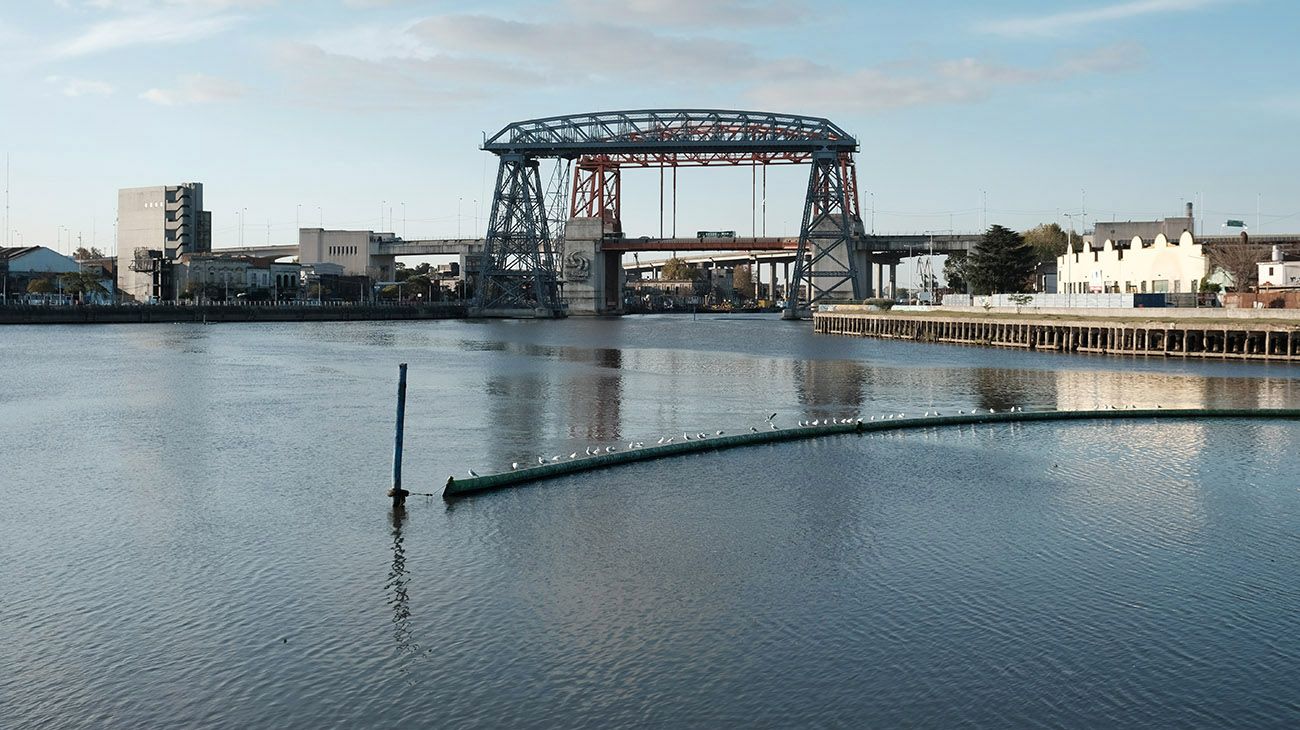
[443,408,1300,500]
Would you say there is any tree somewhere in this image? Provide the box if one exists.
[27,278,55,294]
[59,272,107,297]
[660,257,698,280]
[1206,234,1270,292]
[72,246,106,261]
[1022,223,1071,265]
[942,252,969,292]
[180,280,206,301]
[732,265,754,299]
[966,225,1037,295]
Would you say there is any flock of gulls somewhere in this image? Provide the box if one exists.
[463,406,1069,478]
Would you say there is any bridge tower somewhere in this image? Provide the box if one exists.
[785,150,864,318]
[471,152,564,317]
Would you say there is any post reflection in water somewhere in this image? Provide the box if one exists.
[386,506,419,686]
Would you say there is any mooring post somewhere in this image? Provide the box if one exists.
[389,362,410,508]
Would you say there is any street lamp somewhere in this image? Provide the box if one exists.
[1063,212,1080,305]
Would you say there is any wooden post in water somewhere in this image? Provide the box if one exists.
[389,362,410,509]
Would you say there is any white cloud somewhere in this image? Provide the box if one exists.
[139,73,245,105]
[978,0,1228,38]
[45,74,116,96]
[747,44,1144,113]
[53,10,245,58]
[563,0,805,27]
[275,10,1145,114]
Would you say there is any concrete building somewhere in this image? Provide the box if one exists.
[1056,231,1209,295]
[298,228,401,281]
[1088,203,1195,249]
[177,253,304,300]
[1258,247,1300,289]
[116,183,211,302]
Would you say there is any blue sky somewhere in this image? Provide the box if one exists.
[1,0,1298,257]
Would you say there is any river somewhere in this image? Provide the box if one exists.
[2,315,1298,728]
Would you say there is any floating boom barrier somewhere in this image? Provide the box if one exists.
[442,408,1300,500]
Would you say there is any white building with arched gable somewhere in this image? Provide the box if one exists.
[1056,231,1210,295]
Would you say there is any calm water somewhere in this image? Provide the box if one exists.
[2,316,1299,728]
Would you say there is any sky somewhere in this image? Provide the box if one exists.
[2,0,1299,263]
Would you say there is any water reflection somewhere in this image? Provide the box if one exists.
[387,507,419,685]
[793,358,866,417]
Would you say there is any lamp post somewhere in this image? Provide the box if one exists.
[1064,212,1079,307]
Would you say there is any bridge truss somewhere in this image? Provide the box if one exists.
[477,109,865,316]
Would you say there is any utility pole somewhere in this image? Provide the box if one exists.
[4,152,9,247]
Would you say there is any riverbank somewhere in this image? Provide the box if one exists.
[814,305,1300,362]
[0,302,466,325]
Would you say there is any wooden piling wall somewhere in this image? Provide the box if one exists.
[812,310,1300,362]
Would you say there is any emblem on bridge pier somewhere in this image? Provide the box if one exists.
[563,251,591,282]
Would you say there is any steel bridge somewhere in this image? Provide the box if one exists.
[476,109,869,317]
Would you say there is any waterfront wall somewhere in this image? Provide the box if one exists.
[813,309,1300,362]
[0,303,466,325]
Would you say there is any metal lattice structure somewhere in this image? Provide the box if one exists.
[473,153,561,314]
[788,151,864,313]
[477,109,863,316]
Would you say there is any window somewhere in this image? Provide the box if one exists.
[1140,281,1147,293]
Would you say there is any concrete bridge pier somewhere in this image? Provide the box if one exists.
[563,217,625,316]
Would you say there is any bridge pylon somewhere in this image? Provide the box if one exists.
[471,152,565,318]
[785,150,863,319]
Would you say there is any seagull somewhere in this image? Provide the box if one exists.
[666,437,675,443]
[538,457,546,465]
[698,432,707,439]
[812,419,819,426]
[767,413,777,421]
[569,452,578,459]
[468,469,479,477]
[769,422,777,430]
[716,430,724,436]
[750,426,758,432]
[605,446,614,453]
[869,416,875,421]
[511,462,519,470]
[584,447,593,455]
[552,455,563,462]
[684,433,692,440]
[657,437,665,444]
[958,410,964,415]
[988,408,994,414]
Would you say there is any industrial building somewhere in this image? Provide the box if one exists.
[116,183,211,302]
[1,246,109,304]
